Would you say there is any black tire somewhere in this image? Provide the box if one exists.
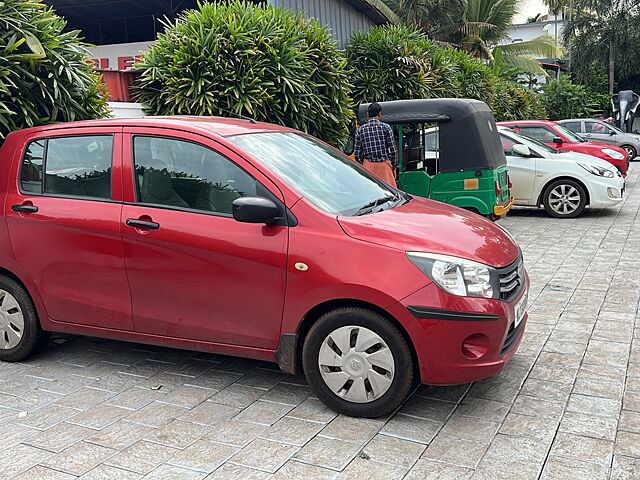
[542,179,587,218]
[302,307,414,418]
[622,145,637,160]
[0,275,49,362]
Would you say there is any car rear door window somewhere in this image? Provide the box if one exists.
[132,136,262,215]
[20,136,113,199]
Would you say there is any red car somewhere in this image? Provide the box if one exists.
[0,117,528,417]
[498,120,629,175]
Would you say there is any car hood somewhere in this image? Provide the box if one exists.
[551,150,619,170]
[563,141,621,154]
[337,196,519,268]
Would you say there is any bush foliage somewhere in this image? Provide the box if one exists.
[135,0,353,147]
[541,74,608,120]
[0,0,109,139]
[346,25,546,121]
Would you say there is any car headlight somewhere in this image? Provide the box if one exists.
[407,252,496,298]
[577,163,615,178]
[602,148,625,160]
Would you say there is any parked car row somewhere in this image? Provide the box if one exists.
[498,127,625,218]
[0,99,631,418]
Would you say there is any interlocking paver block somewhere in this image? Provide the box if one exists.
[229,438,297,473]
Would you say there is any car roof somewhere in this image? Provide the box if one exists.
[497,120,559,126]
[559,119,603,122]
[12,116,293,138]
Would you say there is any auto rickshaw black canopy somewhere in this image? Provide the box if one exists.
[357,99,506,173]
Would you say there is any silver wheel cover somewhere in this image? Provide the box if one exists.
[0,289,24,350]
[318,325,395,403]
[548,184,581,215]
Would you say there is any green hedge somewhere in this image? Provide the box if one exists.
[541,74,608,120]
[135,0,354,147]
[346,25,547,121]
[0,0,109,139]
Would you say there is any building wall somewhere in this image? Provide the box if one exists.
[268,0,376,47]
[502,19,565,50]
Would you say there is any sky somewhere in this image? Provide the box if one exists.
[514,0,549,23]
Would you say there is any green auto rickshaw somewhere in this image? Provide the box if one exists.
[353,98,513,219]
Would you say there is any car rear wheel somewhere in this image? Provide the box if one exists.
[0,275,49,362]
[622,145,637,160]
[542,179,587,218]
[302,307,414,418]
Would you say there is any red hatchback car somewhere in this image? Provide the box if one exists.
[0,117,528,417]
[498,120,629,175]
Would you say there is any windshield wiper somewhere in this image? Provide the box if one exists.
[354,194,400,216]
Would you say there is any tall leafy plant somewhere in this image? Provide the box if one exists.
[346,25,440,104]
[541,74,608,120]
[564,0,640,94]
[0,0,109,139]
[346,24,546,121]
[135,0,353,147]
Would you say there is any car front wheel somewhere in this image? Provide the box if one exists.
[542,179,587,218]
[302,307,414,418]
[622,145,637,160]
[0,275,49,362]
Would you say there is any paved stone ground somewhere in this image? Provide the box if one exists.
[2,167,640,480]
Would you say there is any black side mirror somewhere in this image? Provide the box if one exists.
[552,137,563,144]
[232,197,280,224]
[609,130,616,136]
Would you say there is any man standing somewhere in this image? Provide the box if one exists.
[354,103,398,187]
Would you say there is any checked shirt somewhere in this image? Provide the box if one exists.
[354,119,398,166]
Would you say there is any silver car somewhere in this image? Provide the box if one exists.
[559,118,640,159]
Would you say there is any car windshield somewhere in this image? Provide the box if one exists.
[554,124,585,143]
[229,132,405,216]
[608,122,625,133]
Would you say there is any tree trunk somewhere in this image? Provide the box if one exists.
[609,42,615,95]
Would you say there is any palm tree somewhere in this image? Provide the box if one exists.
[564,0,640,94]
[383,0,561,75]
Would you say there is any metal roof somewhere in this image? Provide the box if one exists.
[44,0,391,45]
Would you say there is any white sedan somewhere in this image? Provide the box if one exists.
[499,127,625,218]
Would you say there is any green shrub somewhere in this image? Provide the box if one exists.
[346,25,439,104]
[346,24,546,121]
[0,0,109,139]
[135,0,353,147]
[541,74,607,120]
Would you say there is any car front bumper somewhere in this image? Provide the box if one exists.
[588,175,626,208]
[388,269,529,385]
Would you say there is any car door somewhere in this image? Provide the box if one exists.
[4,128,133,330]
[518,126,562,147]
[583,120,618,146]
[499,134,536,203]
[120,129,288,349]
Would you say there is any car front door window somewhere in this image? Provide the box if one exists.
[133,136,263,215]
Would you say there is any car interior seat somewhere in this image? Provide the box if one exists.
[140,157,189,208]
[193,154,241,214]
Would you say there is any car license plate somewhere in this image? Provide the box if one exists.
[514,292,527,328]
